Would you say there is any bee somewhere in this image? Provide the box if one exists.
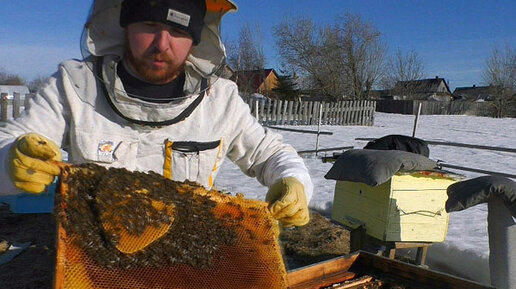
[245,229,257,240]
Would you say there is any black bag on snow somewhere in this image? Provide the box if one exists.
[363,134,430,157]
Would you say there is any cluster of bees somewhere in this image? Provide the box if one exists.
[56,164,237,269]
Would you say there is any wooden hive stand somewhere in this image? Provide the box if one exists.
[375,239,433,265]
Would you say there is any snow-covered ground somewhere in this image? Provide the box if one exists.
[214,112,516,285]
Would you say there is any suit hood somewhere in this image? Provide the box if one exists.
[81,0,237,95]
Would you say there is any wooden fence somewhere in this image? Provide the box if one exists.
[0,92,33,121]
[245,99,376,126]
[376,100,495,116]
[2,93,376,126]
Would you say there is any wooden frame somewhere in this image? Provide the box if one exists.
[286,251,494,289]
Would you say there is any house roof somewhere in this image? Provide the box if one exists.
[0,85,30,97]
[231,69,277,92]
[453,85,495,100]
[394,77,451,94]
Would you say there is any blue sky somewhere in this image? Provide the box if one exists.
[1,0,515,90]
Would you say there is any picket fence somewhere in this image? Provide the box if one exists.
[1,93,376,127]
[0,92,33,121]
[245,98,376,126]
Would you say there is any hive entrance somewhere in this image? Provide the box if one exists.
[55,164,287,289]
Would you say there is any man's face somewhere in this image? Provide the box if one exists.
[125,22,194,84]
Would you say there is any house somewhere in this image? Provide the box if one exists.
[231,69,279,97]
[0,85,30,99]
[453,85,496,101]
[392,76,452,101]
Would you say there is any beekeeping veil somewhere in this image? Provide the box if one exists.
[79,0,237,125]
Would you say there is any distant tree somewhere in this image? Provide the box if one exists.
[274,14,386,100]
[381,48,426,95]
[226,22,266,94]
[274,16,331,97]
[272,74,299,101]
[27,75,51,93]
[238,23,265,71]
[224,39,238,70]
[482,44,516,117]
[335,14,386,100]
[0,67,25,85]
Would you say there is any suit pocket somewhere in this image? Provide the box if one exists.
[164,140,222,187]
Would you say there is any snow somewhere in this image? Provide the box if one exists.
[214,112,516,285]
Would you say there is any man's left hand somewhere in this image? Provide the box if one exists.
[266,177,309,227]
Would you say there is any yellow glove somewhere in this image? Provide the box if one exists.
[266,177,309,227]
[8,133,62,194]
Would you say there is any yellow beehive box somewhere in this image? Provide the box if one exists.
[331,171,461,243]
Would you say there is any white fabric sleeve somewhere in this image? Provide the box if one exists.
[223,85,313,203]
[260,150,314,203]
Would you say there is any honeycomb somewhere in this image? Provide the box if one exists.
[54,164,287,289]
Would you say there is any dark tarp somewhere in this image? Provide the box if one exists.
[324,149,438,186]
[446,176,516,216]
[363,134,430,157]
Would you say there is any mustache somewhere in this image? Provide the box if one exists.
[150,52,172,62]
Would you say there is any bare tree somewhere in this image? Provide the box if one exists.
[336,14,386,99]
[274,16,328,96]
[274,14,386,100]
[0,67,25,85]
[381,48,426,95]
[275,16,357,100]
[238,23,265,71]
[225,22,267,95]
[482,44,516,117]
[225,23,265,71]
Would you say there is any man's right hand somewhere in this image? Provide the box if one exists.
[8,133,62,194]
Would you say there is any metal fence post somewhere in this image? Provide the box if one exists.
[412,103,422,137]
[315,102,323,156]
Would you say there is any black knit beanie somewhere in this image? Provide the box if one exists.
[120,0,206,45]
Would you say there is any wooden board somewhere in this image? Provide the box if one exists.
[287,254,359,288]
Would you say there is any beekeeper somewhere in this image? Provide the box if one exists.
[0,0,312,227]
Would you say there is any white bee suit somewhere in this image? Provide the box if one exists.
[0,0,313,202]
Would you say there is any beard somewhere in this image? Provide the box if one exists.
[124,46,185,84]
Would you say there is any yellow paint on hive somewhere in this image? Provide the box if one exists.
[332,172,461,243]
